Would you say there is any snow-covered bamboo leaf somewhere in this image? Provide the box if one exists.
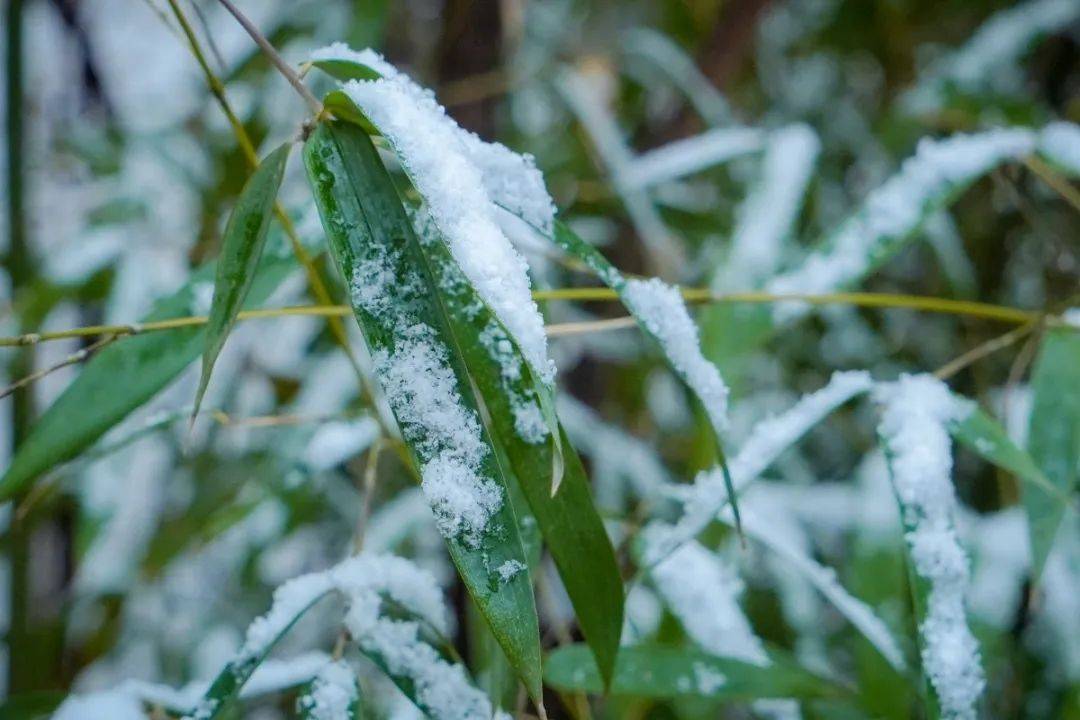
[877,375,985,720]
[544,644,847,702]
[302,120,543,702]
[296,661,362,720]
[194,142,290,419]
[413,211,624,687]
[948,401,1074,578]
[1025,328,1080,577]
[548,219,744,534]
[0,251,299,501]
[186,577,335,719]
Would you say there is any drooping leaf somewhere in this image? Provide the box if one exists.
[193,142,291,419]
[0,249,300,501]
[1025,329,1080,577]
[411,210,624,687]
[949,401,1075,578]
[302,120,543,702]
[546,219,743,535]
[544,644,848,702]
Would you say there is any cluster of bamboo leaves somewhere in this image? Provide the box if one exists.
[3,1,1080,719]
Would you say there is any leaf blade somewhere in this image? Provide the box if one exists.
[194,142,290,419]
[302,120,543,701]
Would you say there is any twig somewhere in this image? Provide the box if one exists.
[3,292,1077,349]
[1023,155,1080,215]
[214,0,323,115]
[352,439,384,554]
[934,322,1037,380]
[0,335,117,400]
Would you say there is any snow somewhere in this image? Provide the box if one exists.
[768,129,1037,317]
[237,573,336,664]
[53,689,146,720]
[660,371,873,556]
[618,127,764,190]
[644,532,769,665]
[372,324,504,544]
[1062,307,1080,329]
[622,278,730,434]
[296,660,358,720]
[719,124,820,287]
[303,417,381,472]
[1039,122,1080,177]
[494,559,527,583]
[876,374,984,720]
[693,662,727,694]
[342,69,555,384]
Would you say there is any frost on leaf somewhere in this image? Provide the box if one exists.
[877,374,984,720]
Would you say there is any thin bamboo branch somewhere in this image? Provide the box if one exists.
[1023,155,1080,215]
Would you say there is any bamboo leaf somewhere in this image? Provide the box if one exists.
[949,402,1074,578]
[302,120,543,702]
[548,219,744,534]
[412,210,624,687]
[1025,329,1080,577]
[193,142,290,419]
[544,644,847,702]
[0,250,299,501]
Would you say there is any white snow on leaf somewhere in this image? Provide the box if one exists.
[617,127,764,190]
[719,124,820,288]
[1038,121,1080,177]
[622,278,730,434]
[303,417,381,472]
[660,371,873,557]
[342,69,555,384]
[876,374,984,720]
[53,689,146,720]
[768,129,1037,318]
[296,660,359,720]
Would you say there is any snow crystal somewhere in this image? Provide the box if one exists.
[372,323,503,544]
[693,662,727,694]
[53,689,146,720]
[296,660,358,720]
[768,129,1037,318]
[618,127,764,190]
[720,124,819,288]
[342,72,555,384]
[1039,122,1080,177]
[622,278,730,433]
[495,559,527,583]
[478,319,549,444]
[876,374,985,720]
[191,280,215,316]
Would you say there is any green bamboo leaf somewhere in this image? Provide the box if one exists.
[1025,329,1080,577]
[0,250,299,501]
[302,120,543,702]
[544,644,847,702]
[548,219,743,535]
[296,661,363,720]
[412,210,624,687]
[188,583,334,719]
[949,401,1075,578]
[193,142,290,420]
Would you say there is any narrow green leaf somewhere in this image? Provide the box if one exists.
[1025,329,1080,577]
[302,120,543,701]
[0,251,299,501]
[193,142,290,419]
[949,402,1074,578]
[412,210,624,687]
[548,219,743,535]
[544,644,847,701]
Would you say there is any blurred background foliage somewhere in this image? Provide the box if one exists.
[1,0,1078,718]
